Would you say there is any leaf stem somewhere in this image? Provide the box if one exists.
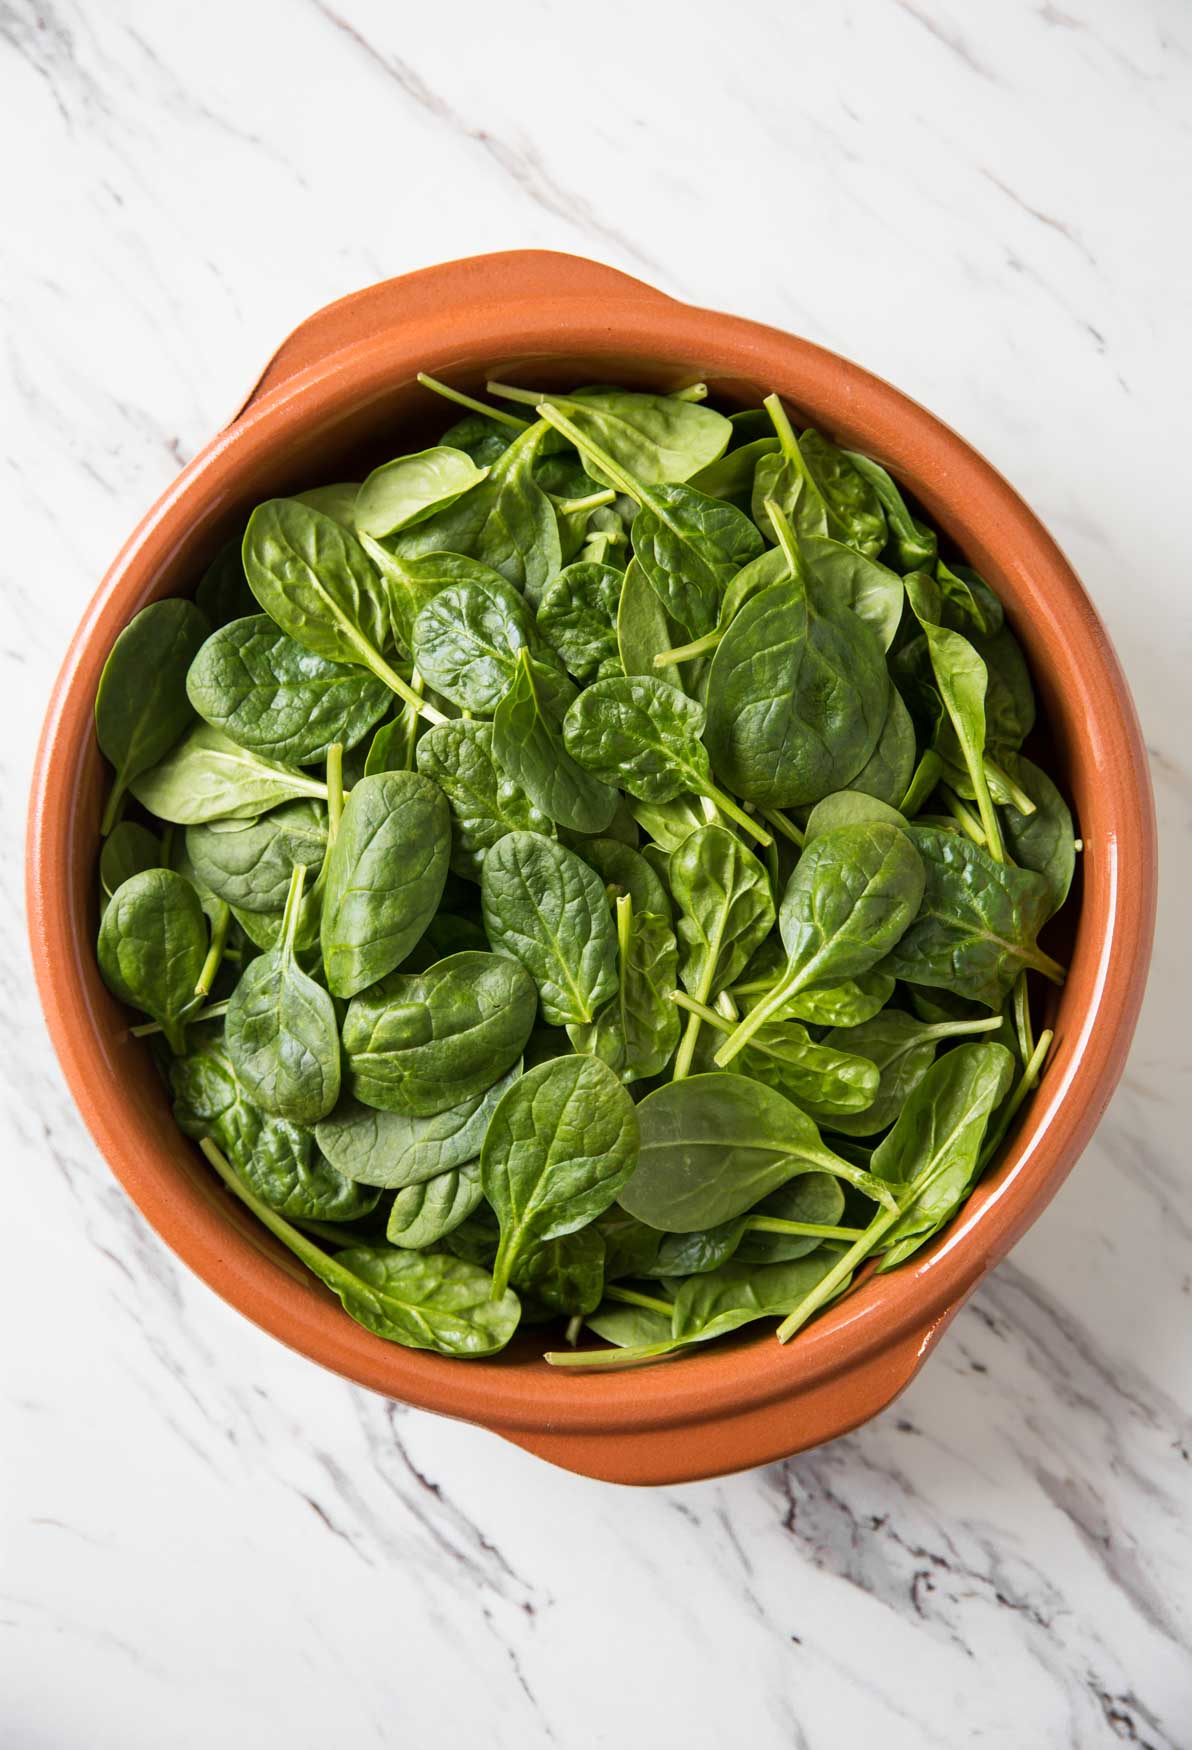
[758,806,805,848]
[485,379,555,409]
[417,372,528,429]
[602,1283,675,1317]
[281,863,307,960]
[744,1216,867,1242]
[200,1137,348,1282]
[362,644,447,725]
[940,786,986,847]
[653,630,723,669]
[986,756,1036,816]
[325,742,344,843]
[543,1338,684,1369]
[763,498,806,582]
[194,900,231,998]
[776,1204,900,1342]
[671,1009,703,1083]
[131,999,229,1038]
[672,382,708,402]
[1013,973,1035,1069]
[554,488,617,516]
[899,749,943,818]
[700,781,772,847]
[978,1028,1054,1170]
[537,403,644,507]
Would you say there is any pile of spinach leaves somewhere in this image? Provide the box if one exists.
[93,376,1074,1367]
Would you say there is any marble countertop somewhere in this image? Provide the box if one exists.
[3,2,1189,1745]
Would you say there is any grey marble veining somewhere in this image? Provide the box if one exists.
[2,1,1190,1745]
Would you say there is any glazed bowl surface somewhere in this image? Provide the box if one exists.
[27,250,1156,1484]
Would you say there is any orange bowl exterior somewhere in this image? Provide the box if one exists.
[27,251,1156,1484]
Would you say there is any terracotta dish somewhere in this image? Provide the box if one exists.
[27,251,1156,1484]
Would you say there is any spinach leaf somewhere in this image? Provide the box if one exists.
[355,447,489,538]
[848,685,917,806]
[186,801,327,915]
[751,395,833,541]
[704,562,890,808]
[825,1009,1002,1137]
[487,382,731,484]
[95,599,210,833]
[797,430,887,559]
[99,821,160,901]
[576,837,670,919]
[320,771,450,998]
[482,1054,639,1296]
[999,753,1076,915]
[186,615,389,765]
[411,572,565,714]
[672,1250,844,1343]
[804,790,906,841]
[296,483,360,528]
[415,718,550,880]
[715,823,924,1064]
[511,1226,606,1315]
[392,420,562,606]
[481,831,618,1026]
[195,540,256,627]
[491,650,617,835]
[870,1041,1016,1263]
[670,825,775,1079]
[224,865,341,1125]
[540,403,763,638]
[342,951,536,1116]
[690,435,779,505]
[654,1175,847,1276]
[567,895,680,1082]
[842,452,937,573]
[130,723,327,825]
[616,557,683,689]
[172,1037,377,1221]
[800,535,903,650]
[885,826,1065,1007]
[204,1138,520,1358]
[935,557,1003,638]
[595,1208,664,1281]
[386,1160,484,1248]
[620,1073,895,1231]
[537,562,624,683]
[629,793,711,852]
[243,499,436,725]
[562,675,770,845]
[316,1062,520,1188]
[98,869,209,1052]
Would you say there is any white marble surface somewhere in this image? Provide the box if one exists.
[3,1,1190,1744]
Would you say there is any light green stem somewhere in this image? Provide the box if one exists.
[978,1028,1053,1170]
[362,643,447,726]
[672,382,708,402]
[537,403,644,505]
[700,781,772,846]
[1013,974,1035,1072]
[555,488,617,516]
[745,1216,867,1242]
[758,806,805,848]
[325,743,344,842]
[131,999,229,1039]
[653,630,723,669]
[485,379,555,409]
[194,901,231,998]
[900,750,943,817]
[417,372,528,428]
[941,786,986,847]
[986,756,1036,816]
[603,1284,674,1318]
[776,1202,902,1343]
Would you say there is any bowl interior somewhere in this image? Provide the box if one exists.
[32,316,1147,1439]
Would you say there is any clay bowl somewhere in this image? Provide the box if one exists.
[27,250,1156,1484]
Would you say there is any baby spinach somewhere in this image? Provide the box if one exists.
[131,723,328,824]
[316,1062,520,1188]
[415,719,550,880]
[885,826,1065,1008]
[386,1160,484,1248]
[94,372,1073,1372]
[540,402,763,638]
[342,951,536,1116]
[716,823,925,1064]
[320,772,450,998]
[355,447,489,538]
[492,651,617,835]
[567,894,680,1082]
[95,599,210,833]
[482,1054,639,1296]
[186,615,389,766]
[224,864,341,1126]
[620,1073,896,1232]
[204,1139,519,1357]
[481,831,618,1026]
[562,675,771,845]
[98,869,210,1053]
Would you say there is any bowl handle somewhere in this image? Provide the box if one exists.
[231,250,677,421]
[493,1302,965,1486]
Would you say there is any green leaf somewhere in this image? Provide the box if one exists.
[576,838,669,919]
[316,1063,520,1188]
[480,831,618,1026]
[415,718,552,880]
[483,1055,639,1295]
[97,869,209,1052]
[672,1249,844,1342]
[620,1073,892,1231]
[999,753,1076,916]
[537,562,624,683]
[99,822,160,901]
[568,896,681,1082]
[386,1160,485,1248]
[826,1009,1002,1137]
[491,650,617,835]
[491,383,731,484]
[95,599,210,832]
[224,865,341,1125]
[320,772,450,998]
[342,951,536,1115]
[511,1226,606,1315]
[186,801,327,915]
[186,615,389,765]
[411,572,564,714]
[355,447,489,538]
[130,723,327,825]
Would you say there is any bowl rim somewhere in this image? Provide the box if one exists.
[27,255,1157,1445]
